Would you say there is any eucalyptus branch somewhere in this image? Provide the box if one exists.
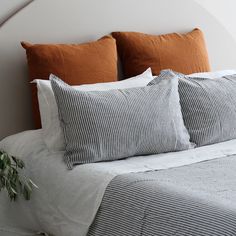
[0,151,38,201]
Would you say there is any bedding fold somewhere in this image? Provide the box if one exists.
[89,155,236,236]
[1,131,236,236]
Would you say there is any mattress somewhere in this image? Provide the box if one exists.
[1,130,236,236]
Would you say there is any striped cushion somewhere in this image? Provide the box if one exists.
[153,70,236,146]
[50,75,192,169]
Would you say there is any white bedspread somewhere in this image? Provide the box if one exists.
[1,130,236,236]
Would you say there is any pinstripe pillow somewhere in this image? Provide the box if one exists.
[154,70,236,147]
[50,75,192,169]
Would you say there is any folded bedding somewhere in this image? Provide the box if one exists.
[89,156,236,236]
[1,131,236,236]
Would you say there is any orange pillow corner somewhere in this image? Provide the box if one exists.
[21,41,32,49]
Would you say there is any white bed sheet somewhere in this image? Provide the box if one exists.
[1,130,236,236]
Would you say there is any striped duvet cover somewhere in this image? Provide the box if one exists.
[88,155,236,236]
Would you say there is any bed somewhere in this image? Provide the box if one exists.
[1,128,236,236]
[1,1,236,236]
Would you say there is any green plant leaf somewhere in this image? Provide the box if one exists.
[0,151,37,201]
[23,184,31,201]
[12,156,25,169]
[29,179,38,189]
[0,152,11,171]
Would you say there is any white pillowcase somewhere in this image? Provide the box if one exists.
[34,68,154,152]
[189,70,236,78]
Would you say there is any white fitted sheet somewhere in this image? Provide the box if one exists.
[1,130,236,236]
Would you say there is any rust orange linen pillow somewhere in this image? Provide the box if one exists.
[21,36,118,128]
[112,29,210,78]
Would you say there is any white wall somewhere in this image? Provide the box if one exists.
[1,1,236,33]
[196,0,236,41]
[1,0,236,40]
[0,0,31,26]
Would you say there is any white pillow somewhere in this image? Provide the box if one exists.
[34,68,154,152]
[189,70,236,78]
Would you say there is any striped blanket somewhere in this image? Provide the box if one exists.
[88,155,236,236]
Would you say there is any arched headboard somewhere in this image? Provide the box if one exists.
[1,0,236,139]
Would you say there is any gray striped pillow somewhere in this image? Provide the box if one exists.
[50,75,192,169]
[155,70,236,146]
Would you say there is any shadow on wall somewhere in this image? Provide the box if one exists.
[0,0,33,27]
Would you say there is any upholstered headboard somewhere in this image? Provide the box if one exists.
[1,0,236,140]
